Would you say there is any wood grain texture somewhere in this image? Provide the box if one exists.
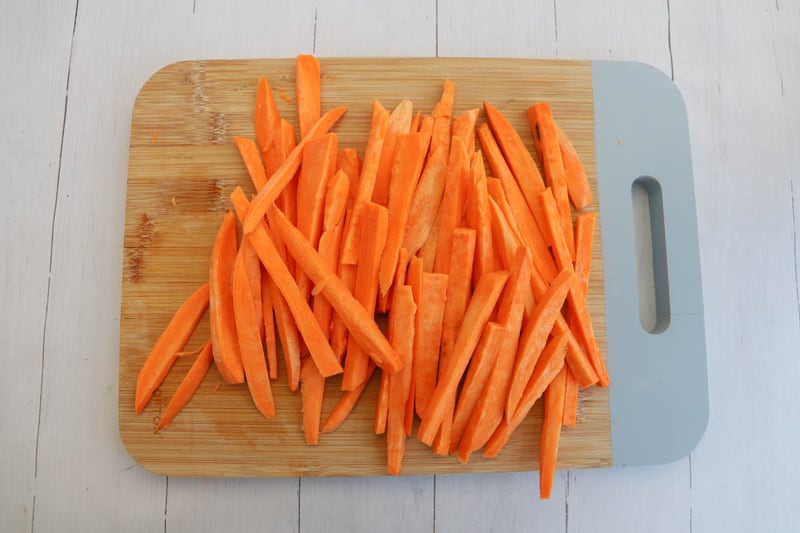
[0,2,78,532]
[119,57,611,477]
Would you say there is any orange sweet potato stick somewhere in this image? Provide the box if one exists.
[404,372,416,437]
[234,136,268,191]
[465,151,500,284]
[296,133,339,298]
[270,208,402,372]
[156,340,214,428]
[279,118,300,230]
[330,208,357,359]
[413,271,448,419]
[254,76,283,175]
[232,245,275,418]
[451,108,480,155]
[529,102,575,257]
[387,285,417,475]
[487,178,525,246]
[232,189,302,388]
[555,123,593,210]
[476,123,556,280]
[296,54,321,139]
[449,322,505,452]
[342,202,389,390]
[311,219,342,334]
[379,133,428,295]
[540,366,568,499]
[231,188,344,380]
[410,110,422,133]
[340,101,390,264]
[562,368,579,427]
[482,333,568,458]
[297,134,339,247]
[486,190,597,388]
[377,253,412,434]
[322,362,377,434]
[531,268,598,388]
[432,227,476,455]
[392,249,415,435]
[373,99,414,206]
[243,106,346,234]
[450,322,506,453]
[488,196,523,270]
[260,269,279,380]
[375,368,390,435]
[300,357,326,444]
[269,273,302,389]
[209,212,245,384]
[337,148,362,210]
[135,284,210,414]
[432,137,471,274]
[455,247,532,461]
[417,115,435,151]
[505,268,574,419]
[562,212,596,425]
[539,189,608,386]
[482,102,547,224]
[236,230,264,343]
[439,229,477,370]
[313,170,350,339]
[402,81,455,255]
[417,270,509,445]
[574,212,597,300]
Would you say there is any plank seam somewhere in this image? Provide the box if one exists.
[792,178,800,330]
[312,5,318,54]
[553,0,559,58]
[32,0,79,490]
[565,471,570,532]
[164,476,169,533]
[434,0,439,57]
[666,0,674,80]
[432,476,437,533]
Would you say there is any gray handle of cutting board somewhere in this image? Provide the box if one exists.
[592,61,708,467]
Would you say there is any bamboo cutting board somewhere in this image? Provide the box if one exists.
[119,58,612,477]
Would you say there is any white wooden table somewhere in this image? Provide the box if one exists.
[3,1,798,531]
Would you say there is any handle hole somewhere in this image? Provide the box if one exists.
[632,177,671,334]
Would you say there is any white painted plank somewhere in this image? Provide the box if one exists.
[32,1,314,531]
[567,463,689,532]
[167,478,299,533]
[434,3,566,532]
[0,2,76,532]
[300,476,434,533]
[669,0,800,531]
[555,3,691,532]
[438,0,556,58]
[315,0,436,56]
[299,3,437,532]
[557,0,672,74]
[435,472,566,533]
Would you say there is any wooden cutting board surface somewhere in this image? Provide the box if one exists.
[119,58,610,477]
